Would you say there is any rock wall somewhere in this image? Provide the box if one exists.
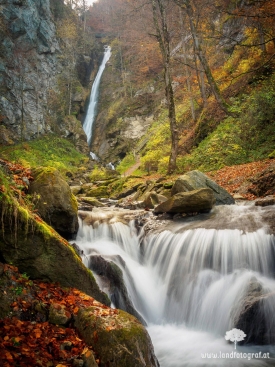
[0,0,60,142]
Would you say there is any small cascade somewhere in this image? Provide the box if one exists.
[74,205,275,366]
[83,46,111,146]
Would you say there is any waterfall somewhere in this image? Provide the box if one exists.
[74,204,275,366]
[83,45,111,146]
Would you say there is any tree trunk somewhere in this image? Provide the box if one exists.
[180,10,195,120]
[152,0,179,174]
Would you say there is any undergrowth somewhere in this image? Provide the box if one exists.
[0,135,88,174]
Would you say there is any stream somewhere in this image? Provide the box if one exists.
[73,203,275,366]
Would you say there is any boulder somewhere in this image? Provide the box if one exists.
[90,255,146,325]
[0,190,109,305]
[154,188,215,214]
[75,307,159,367]
[142,191,168,209]
[29,167,78,238]
[171,170,234,205]
[85,186,109,198]
[234,279,275,345]
[79,197,105,207]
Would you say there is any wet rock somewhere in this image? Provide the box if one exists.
[29,167,78,238]
[154,188,215,214]
[234,279,275,345]
[255,196,275,207]
[78,197,105,207]
[90,255,146,325]
[171,170,234,205]
[75,307,159,367]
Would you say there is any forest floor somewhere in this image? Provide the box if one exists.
[207,158,275,200]
[140,158,275,200]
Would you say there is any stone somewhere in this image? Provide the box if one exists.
[171,170,234,205]
[154,188,215,214]
[233,194,246,200]
[75,307,159,367]
[0,189,109,305]
[49,303,71,325]
[81,349,98,367]
[86,186,109,198]
[234,279,275,345]
[142,191,168,209]
[79,197,105,207]
[90,255,146,325]
[70,185,83,195]
[255,196,275,207]
[29,167,78,238]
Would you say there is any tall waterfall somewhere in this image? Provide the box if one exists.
[74,204,275,366]
[83,46,111,146]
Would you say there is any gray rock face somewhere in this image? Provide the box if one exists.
[171,170,235,205]
[0,0,59,141]
[154,188,215,214]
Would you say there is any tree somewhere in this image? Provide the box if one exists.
[173,0,230,114]
[225,328,246,349]
[151,0,179,173]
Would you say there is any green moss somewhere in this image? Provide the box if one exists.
[86,186,109,198]
[0,135,87,175]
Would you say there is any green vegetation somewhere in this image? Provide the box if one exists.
[118,73,275,175]
[116,153,136,174]
[176,74,275,172]
[0,135,88,174]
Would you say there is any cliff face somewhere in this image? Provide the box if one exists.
[0,0,60,143]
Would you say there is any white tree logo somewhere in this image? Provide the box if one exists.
[225,328,246,349]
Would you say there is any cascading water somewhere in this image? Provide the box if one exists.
[83,46,111,146]
[74,204,275,366]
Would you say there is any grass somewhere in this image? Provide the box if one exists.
[0,135,88,174]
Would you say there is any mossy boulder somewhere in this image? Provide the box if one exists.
[75,307,159,367]
[79,197,105,207]
[0,192,109,305]
[29,167,78,238]
[171,170,234,205]
[154,188,215,214]
[141,191,167,209]
[86,186,109,198]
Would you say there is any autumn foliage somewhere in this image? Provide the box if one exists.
[0,264,119,367]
